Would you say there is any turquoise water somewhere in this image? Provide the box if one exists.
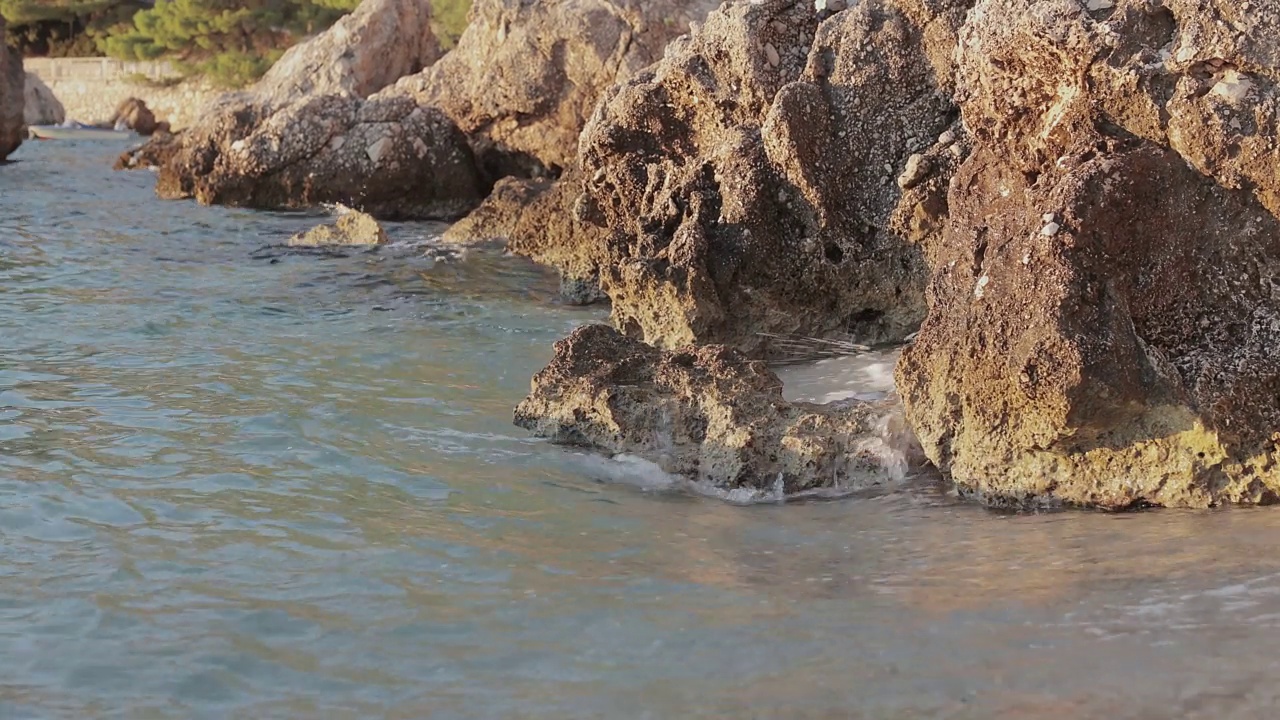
[4,141,1280,719]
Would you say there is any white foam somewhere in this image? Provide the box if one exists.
[775,348,901,404]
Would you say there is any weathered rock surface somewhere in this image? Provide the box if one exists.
[23,72,64,126]
[147,0,475,217]
[114,129,182,171]
[385,0,719,179]
[289,207,387,246]
[897,0,1280,509]
[110,97,159,135]
[1,18,22,161]
[532,0,972,359]
[443,175,608,304]
[156,93,482,218]
[515,324,920,494]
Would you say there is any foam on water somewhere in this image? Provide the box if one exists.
[775,347,902,404]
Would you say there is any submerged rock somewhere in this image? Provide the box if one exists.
[515,324,921,495]
[147,0,477,218]
[897,0,1280,509]
[531,0,971,359]
[23,72,64,126]
[289,208,388,246]
[385,0,719,179]
[1,18,21,161]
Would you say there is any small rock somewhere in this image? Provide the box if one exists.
[288,208,388,246]
[1040,221,1061,237]
[764,42,781,67]
[897,153,931,189]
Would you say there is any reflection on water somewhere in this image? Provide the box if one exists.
[4,142,1280,719]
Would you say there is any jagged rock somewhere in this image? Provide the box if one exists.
[1,18,22,161]
[110,98,159,135]
[515,324,920,494]
[114,130,182,171]
[384,0,719,179]
[897,0,1280,509]
[23,72,64,126]
[443,175,608,304]
[550,0,970,359]
[156,93,482,219]
[146,0,469,217]
[289,208,387,246]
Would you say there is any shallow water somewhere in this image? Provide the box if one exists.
[4,142,1280,719]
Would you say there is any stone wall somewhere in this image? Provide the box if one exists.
[23,58,223,130]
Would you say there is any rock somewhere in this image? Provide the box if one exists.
[897,0,1280,509]
[110,98,158,135]
[23,72,65,126]
[254,0,440,110]
[515,324,920,495]
[156,93,483,219]
[149,0,465,217]
[555,0,970,359]
[383,0,719,179]
[288,207,388,246]
[443,174,609,304]
[1,18,21,161]
[114,129,182,171]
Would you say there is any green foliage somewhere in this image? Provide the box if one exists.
[1,0,146,56]
[431,0,471,48]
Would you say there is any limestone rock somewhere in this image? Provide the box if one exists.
[897,0,1280,509]
[555,0,970,359]
[383,0,719,178]
[254,0,441,110]
[443,175,608,304]
[147,0,464,217]
[110,97,159,135]
[289,208,388,246]
[1,18,22,161]
[23,72,64,126]
[114,130,182,171]
[156,93,482,219]
[515,324,920,494]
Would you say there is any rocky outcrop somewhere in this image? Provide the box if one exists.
[23,72,64,126]
[386,0,720,179]
[148,0,473,217]
[110,97,159,135]
[156,93,482,219]
[897,0,1280,509]
[1,18,22,161]
[443,175,608,304]
[114,130,181,171]
[515,324,920,495]
[289,207,387,246]
[518,0,971,360]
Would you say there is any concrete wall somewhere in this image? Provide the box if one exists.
[23,57,223,130]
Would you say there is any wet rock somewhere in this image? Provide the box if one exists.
[384,0,719,179]
[114,129,182,171]
[515,324,920,494]
[1,18,22,161]
[23,72,64,126]
[289,207,388,246]
[553,0,970,359]
[443,175,608,304]
[897,0,1280,509]
[110,98,159,135]
[148,0,471,218]
[156,93,482,219]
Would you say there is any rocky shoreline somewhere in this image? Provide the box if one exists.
[35,0,1280,508]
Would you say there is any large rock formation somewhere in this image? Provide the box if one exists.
[897,0,1280,509]
[515,324,921,495]
[110,98,160,135]
[23,72,65,126]
[511,0,971,360]
[386,0,720,179]
[150,0,479,218]
[1,17,22,161]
